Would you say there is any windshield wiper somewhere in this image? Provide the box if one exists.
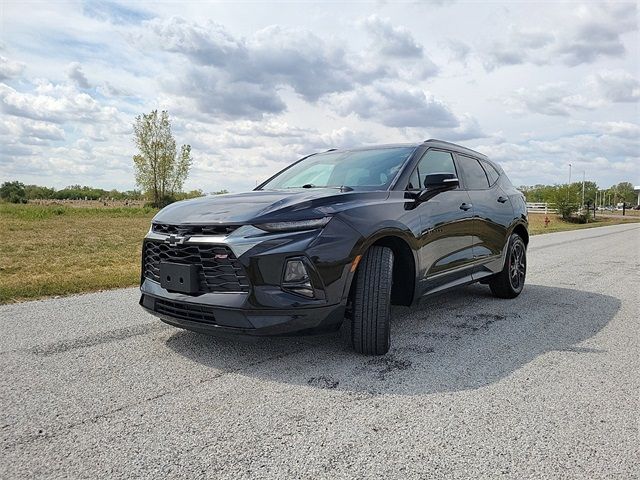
[286,184,353,191]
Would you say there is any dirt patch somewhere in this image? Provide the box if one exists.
[367,354,412,380]
[307,376,340,389]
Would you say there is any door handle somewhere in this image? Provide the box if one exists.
[460,203,473,211]
[497,196,508,203]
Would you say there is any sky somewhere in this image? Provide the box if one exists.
[0,0,638,193]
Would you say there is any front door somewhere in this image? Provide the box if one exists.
[407,149,475,293]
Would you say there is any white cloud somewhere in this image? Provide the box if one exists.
[483,3,638,70]
[66,62,91,88]
[0,81,118,123]
[472,123,640,187]
[361,15,424,58]
[588,70,640,103]
[484,27,555,70]
[589,121,640,139]
[505,82,606,116]
[0,55,25,80]
[329,82,459,128]
[139,16,440,120]
[0,116,65,142]
[556,2,637,66]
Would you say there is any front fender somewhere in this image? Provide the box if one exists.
[337,223,420,305]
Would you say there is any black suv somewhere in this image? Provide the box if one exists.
[140,139,528,355]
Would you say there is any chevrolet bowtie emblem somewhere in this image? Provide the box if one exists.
[165,234,186,247]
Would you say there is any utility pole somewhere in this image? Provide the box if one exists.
[581,171,585,210]
[567,163,572,200]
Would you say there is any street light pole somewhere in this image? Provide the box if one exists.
[581,171,585,210]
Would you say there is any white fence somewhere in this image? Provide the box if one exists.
[527,202,557,214]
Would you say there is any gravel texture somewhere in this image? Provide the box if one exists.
[1,223,639,479]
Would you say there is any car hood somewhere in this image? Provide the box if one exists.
[153,189,389,225]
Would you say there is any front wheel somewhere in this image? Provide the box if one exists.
[489,233,526,299]
[351,246,394,355]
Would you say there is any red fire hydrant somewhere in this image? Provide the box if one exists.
[544,215,550,228]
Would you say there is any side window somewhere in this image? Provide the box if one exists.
[457,156,490,190]
[407,168,421,190]
[407,150,457,190]
[480,159,500,186]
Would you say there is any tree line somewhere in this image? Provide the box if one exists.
[519,181,637,220]
[0,181,224,205]
[0,183,143,203]
[520,181,637,206]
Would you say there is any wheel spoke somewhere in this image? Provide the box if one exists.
[508,242,525,290]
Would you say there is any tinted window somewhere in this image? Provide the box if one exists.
[407,168,421,190]
[458,156,489,189]
[480,159,500,185]
[260,147,415,190]
[408,150,456,190]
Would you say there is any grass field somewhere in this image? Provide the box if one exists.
[1,204,155,303]
[596,208,640,217]
[528,212,640,234]
[1,204,639,303]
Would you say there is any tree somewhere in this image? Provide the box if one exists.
[0,181,27,203]
[611,182,636,204]
[132,110,192,208]
[553,185,579,220]
[24,184,55,199]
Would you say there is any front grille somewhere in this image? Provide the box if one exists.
[152,223,238,236]
[155,299,217,325]
[143,241,250,293]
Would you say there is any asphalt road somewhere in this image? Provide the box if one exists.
[1,224,639,479]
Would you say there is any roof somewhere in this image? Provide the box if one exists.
[422,139,488,159]
[319,139,487,160]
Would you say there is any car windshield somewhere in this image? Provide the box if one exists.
[258,147,416,190]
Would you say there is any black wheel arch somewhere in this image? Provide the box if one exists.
[510,220,529,247]
[343,228,418,307]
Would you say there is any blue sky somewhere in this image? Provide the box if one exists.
[1,0,638,193]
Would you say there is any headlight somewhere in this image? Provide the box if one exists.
[255,217,331,232]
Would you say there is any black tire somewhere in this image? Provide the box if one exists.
[489,233,527,299]
[351,246,394,355]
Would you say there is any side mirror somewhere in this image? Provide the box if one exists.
[415,173,459,202]
[424,173,459,189]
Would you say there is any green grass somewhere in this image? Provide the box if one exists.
[597,209,640,217]
[1,204,639,304]
[528,212,640,235]
[0,203,156,303]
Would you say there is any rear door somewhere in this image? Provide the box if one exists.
[455,155,512,266]
[409,149,475,292]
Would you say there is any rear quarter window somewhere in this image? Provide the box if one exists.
[480,159,500,186]
[457,155,490,190]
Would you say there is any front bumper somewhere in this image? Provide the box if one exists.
[139,217,364,336]
[140,290,346,336]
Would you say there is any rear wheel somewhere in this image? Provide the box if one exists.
[351,246,394,355]
[489,233,526,299]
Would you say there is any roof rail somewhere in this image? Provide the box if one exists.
[422,138,486,158]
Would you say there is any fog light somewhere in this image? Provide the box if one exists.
[283,259,314,298]
[284,259,308,283]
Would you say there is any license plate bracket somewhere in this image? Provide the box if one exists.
[159,262,200,294]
